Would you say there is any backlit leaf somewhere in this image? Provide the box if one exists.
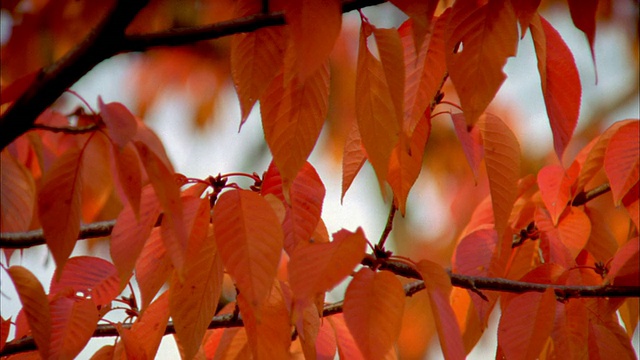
[551,298,588,359]
[80,131,113,223]
[479,114,521,239]
[316,316,338,360]
[511,0,541,37]
[356,20,400,192]
[110,185,161,286]
[135,227,173,310]
[328,314,364,359]
[171,221,224,360]
[49,256,121,306]
[451,113,483,180]
[446,0,518,125]
[285,0,342,81]
[128,291,170,360]
[536,207,591,265]
[0,316,9,350]
[343,268,405,360]
[289,228,367,300]
[341,121,367,202]
[231,0,285,125]
[530,13,582,160]
[605,238,639,287]
[110,142,142,219]
[417,260,465,360]
[373,27,404,126]
[498,289,556,360]
[537,163,579,225]
[213,189,283,314]
[98,98,137,149]
[0,149,35,232]
[49,296,98,360]
[588,322,637,359]
[261,62,330,184]
[567,0,598,69]
[38,147,83,271]
[604,121,639,204]
[8,266,50,359]
[390,0,438,50]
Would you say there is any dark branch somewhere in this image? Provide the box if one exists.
[31,124,101,134]
[572,183,611,206]
[1,220,116,249]
[0,0,387,151]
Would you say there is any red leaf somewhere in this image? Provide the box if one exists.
[373,27,405,126]
[0,70,39,105]
[356,20,400,192]
[451,113,483,180]
[498,289,556,360]
[135,227,173,310]
[110,185,161,286]
[536,207,591,265]
[0,316,10,351]
[213,189,283,315]
[537,163,579,225]
[551,298,588,359]
[260,62,330,183]
[511,0,541,37]
[98,98,137,149]
[49,296,98,360]
[446,0,518,125]
[588,322,638,359]
[605,238,639,286]
[479,114,521,239]
[8,266,51,359]
[231,0,285,125]
[49,256,121,306]
[128,291,170,359]
[285,0,342,81]
[567,0,598,70]
[343,268,405,360]
[341,121,367,202]
[289,228,367,300]
[604,120,639,204]
[1,149,35,232]
[416,260,465,360]
[327,314,365,359]
[38,147,83,271]
[390,0,438,50]
[530,13,582,160]
[109,142,142,219]
[80,132,113,223]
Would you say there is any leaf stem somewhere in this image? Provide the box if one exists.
[377,203,397,249]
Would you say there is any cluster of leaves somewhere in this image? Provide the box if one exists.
[1,0,639,359]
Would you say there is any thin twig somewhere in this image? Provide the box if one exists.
[31,124,100,134]
[377,203,397,249]
[572,183,612,206]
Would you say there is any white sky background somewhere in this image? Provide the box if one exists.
[1,2,639,358]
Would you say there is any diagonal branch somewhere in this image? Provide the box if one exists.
[0,0,387,151]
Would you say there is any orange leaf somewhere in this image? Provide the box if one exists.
[567,0,598,69]
[551,298,588,359]
[479,114,521,239]
[530,13,582,160]
[49,256,121,306]
[127,291,170,359]
[511,0,541,37]
[604,120,639,204]
[49,296,98,360]
[206,327,251,359]
[171,221,224,360]
[387,112,431,215]
[109,142,142,219]
[98,98,137,149]
[213,189,283,314]
[446,0,518,125]
[498,288,556,360]
[1,149,35,232]
[8,266,51,359]
[285,0,342,81]
[587,322,637,359]
[451,113,483,180]
[116,323,147,359]
[231,0,285,125]
[38,147,83,271]
[356,20,400,192]
[416,260,465,360]
[605,238,639,287]
[373,27,404,126]
[341,121,367,202]
[537,163,579,225]
[536,207,591,265]
[289,228,367,300]
[135,227,173,310]
[237,281,291,359]
[343,268,405,360]
[390,0,438,50]
[110,185,161,286]
[327,314,364,359]
[260,62,330,183]
[316,316,338,360]
[80,132,113,223]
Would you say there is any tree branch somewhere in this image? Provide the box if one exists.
[572,183,611,206]
[0,0,388,151]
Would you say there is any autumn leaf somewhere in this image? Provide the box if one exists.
[80,131,113,223]
[316,316,338,359]
[213,189,283,315]
[38,147,83,272]
[551,298,589,359]
[0,149,36,232]
[530,13,582,160]
[373,27,404,127]
[289,228,367,300]
[451,113,483,180]
[416,260,465,360]
[356,20,400,192]
[446,0,518,125]
[231,0,285,125]
[604,120,639,204]
[341,121,367,202]
[260,62,330,184]
[127,291,170,359]
[605,238,639,287]
[536,207,591,266]
[0,316,9,351]
[135,227,173,310]
[587,322,638,359]
[110,185,161,286]
[49,295,99,360]
[109,142,142,219]
[511,0,541,37]
[98,97,137,149]
[567,0,598,70]
[49,256,121,307]
[8,266,51,359]
[479,114,521,240]
[537,163,579,225]
[327,314,365,359]
[343,268,405,360]
[390,0,438,51]
[284,0,342,81]
[498,288,556,360]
